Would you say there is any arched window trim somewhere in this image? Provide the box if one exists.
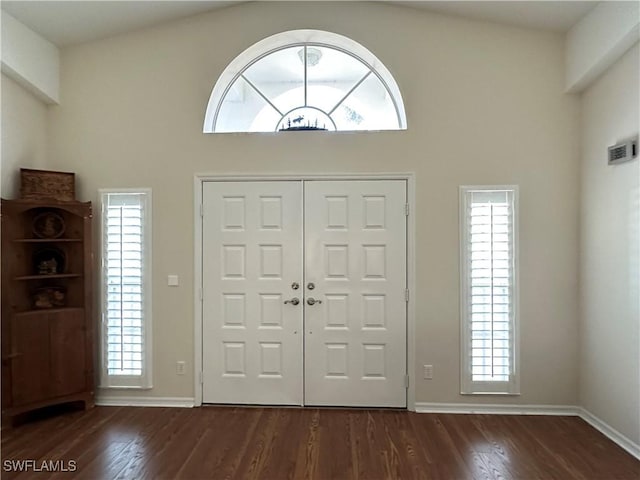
[203,29,407,133]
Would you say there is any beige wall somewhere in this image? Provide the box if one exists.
[579,42,639,444]
[1,73,49,198]
[45,2,580,404]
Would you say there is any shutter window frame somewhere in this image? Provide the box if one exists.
[99,189,153,389]
[460,185,519,395]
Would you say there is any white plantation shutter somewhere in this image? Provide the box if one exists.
[100,190,152,388]
[460,187,519,394]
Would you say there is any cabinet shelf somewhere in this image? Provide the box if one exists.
[15,273,82,281]
[14,307,84,317]
[13,238,83,243]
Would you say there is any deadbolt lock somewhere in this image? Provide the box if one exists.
[307,282,315,290]
[291,282,300,290]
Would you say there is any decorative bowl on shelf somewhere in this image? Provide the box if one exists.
[32,212,65,239]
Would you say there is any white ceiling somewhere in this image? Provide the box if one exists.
[397,1,598,31]
[0,0,238,46]
[1,1,599,47]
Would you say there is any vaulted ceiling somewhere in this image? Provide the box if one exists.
[1,1,598,47]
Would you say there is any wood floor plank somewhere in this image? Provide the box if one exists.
[1,406,116,462]
[381,410,428,480]
[140,408,207,480]
[510,416,589,480]
[438,414,496,479]
[410,413,474,480]
[46,407,146,480]
[316,409,354,480]
[230,408,278,480]
[292,408,320,480]
[470,414,549,480]
[1,406,639,480]
[112,407,188,480]
[402,417,434,475]
[172,407,233,479]
[214,407,269,480]
[256,408,306,480]
[348,409,387,479]
[555,416,638,480]
[1,407,124,480]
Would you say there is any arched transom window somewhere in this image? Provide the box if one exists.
[203,30,407,133]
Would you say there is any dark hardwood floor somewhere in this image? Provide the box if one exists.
[1,406,639,479]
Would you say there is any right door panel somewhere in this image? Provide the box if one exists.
[304,180,407,407]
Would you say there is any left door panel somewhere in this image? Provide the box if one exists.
[202,181,303,405]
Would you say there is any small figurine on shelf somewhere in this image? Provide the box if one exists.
[33,247,65,275]
[38,258,58,275]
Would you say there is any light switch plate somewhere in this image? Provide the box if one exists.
[168,275,179,286]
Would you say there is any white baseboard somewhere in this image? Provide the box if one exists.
[95,396,195,408]
[414,402,640,461]
[578,407,640,460]
[414,402,580,416]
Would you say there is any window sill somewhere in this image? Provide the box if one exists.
[461,391,521,396]
[98,385,153,390]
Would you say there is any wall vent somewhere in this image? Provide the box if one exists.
[608,136,638,165]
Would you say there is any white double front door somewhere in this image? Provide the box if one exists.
[202,180,407,407]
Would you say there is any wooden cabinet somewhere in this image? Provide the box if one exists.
[1,199,94,423]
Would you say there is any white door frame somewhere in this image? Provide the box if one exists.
[194,173,416,410]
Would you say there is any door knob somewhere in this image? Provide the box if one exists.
[284,297,300,305]
[306,297,322,306]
